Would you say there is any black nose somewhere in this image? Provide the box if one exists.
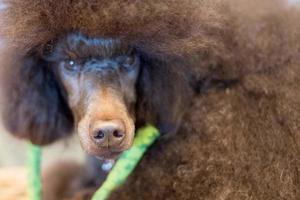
[90,120,125,148]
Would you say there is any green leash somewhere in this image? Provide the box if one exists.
[27,143,42,200]
[27,125,160,200]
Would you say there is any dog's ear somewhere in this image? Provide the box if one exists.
[1,52,74,145]
[136,56,192,137]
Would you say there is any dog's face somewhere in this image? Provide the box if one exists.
[1,32,192,160]
[47,34,140,159]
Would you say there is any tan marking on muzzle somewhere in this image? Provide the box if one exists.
[78,87,135,156]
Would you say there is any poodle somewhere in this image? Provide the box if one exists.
[0,0,299,199]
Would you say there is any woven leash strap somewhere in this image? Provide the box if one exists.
[27,125,160,200]
[27,143,42,200]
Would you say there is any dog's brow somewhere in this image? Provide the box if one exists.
[64,34,130,59]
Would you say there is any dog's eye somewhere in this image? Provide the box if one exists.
[120,55,136,70]
[64,60,79,71]
[123,55,135,66]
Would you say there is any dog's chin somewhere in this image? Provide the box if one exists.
[79,137,134,160]
[84,144,133,160]
[95,152,121,160]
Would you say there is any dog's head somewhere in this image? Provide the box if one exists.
[47,34,139,158]
[1,33,192,159]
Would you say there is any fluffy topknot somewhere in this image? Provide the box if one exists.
[0,0,220,58]
[1,0,299,79]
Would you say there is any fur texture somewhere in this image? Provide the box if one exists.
[0,0,300,199]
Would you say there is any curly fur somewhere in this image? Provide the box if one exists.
[0,0,300,199]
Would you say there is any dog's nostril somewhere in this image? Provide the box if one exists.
[113,130,124,138]
[90,120,126,147]
[93,130,105,140]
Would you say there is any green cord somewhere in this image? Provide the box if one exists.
[27,143,42,200]
[27,124,160,200]
[91,125,159,200]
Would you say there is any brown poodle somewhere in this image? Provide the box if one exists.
[0,0,300,199]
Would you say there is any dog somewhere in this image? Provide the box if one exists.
[0,0,299,199]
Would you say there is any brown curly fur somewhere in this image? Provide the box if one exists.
[0,0,300,199]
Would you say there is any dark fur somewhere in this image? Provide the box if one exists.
[0,51,74,144]
[0,0,300,199]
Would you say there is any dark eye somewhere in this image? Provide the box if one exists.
[120,55,136,70]
[64,60,79,71]
[123,55,135,66]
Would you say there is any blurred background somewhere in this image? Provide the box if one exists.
[0,123,85,167]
